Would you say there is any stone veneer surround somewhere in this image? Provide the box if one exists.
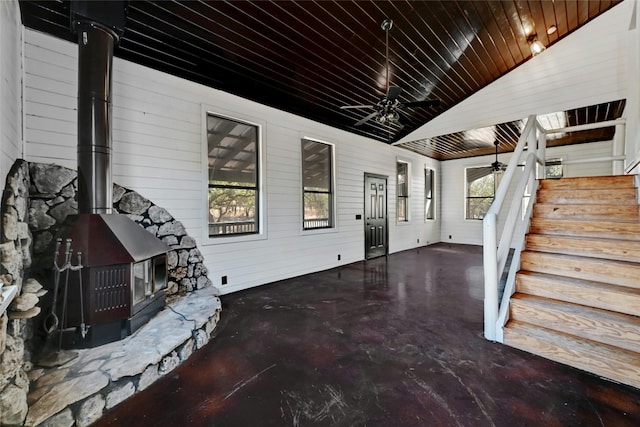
[0,160,222,426]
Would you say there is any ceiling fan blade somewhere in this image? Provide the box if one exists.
[355,111,379,126]
[387,86,402,102]
[340,105,375,110]
[400,99,440,109]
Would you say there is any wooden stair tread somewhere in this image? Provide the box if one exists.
[515,270,640,316]
[537,188,638,205]
[520,251,640,288]
[510,294,640,353]
[539,175,636,190]
[504,175,640,389]
[533,204,639,221]
[530,218,640,241]
[525,234,640,263]
[503,320,640,389]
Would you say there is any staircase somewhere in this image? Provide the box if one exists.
[503,174,640,388]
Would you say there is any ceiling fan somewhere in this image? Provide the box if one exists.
[491,140,507,172]
[340,18,440,127]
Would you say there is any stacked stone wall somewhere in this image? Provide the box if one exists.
[28,163,212,297]
[1,160,41,425]
[0,160,218,426]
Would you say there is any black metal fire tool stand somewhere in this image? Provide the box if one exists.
[42,238,86,352]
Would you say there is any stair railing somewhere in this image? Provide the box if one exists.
[483,114,546,341]
[543,119,627,175]
[483,116,629,342]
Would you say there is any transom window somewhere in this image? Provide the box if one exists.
[207,113,259,237]
[466,166,501,220]
[425,168,435,220]
[397,161,409,222]
[302,138,333,230]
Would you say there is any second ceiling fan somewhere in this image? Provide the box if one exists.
[491,140,508,172]
[341,18,440,127]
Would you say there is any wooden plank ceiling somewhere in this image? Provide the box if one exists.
[19,0,623,160]
[398,99,627,160]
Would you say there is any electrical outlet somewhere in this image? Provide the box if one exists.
[449,235,452,239]
[417,238,420,244]
[221,275,227,285]
[338,254,341,260]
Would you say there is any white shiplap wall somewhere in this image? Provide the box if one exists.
[626,0,640,173]
[440,140,616,246]
[0,0,22,182]
[23,29,440,295]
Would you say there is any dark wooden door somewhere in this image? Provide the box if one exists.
[364,174,388,259]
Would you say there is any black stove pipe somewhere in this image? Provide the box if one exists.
[71,0,126,214]
[75,21,117,214]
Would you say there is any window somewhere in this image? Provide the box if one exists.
[397,161,409,222]
[466,166,501,220]
[302,139,333,230]
[545,158,563,179]
[425,168,435,220]
[207,113,259,237]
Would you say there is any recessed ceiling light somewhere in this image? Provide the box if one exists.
[547,25,557,35]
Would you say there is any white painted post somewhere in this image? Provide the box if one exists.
[483,212,498,341]
[613,123,625,175]
[537,131,547,179]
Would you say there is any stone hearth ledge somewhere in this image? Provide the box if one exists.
[24,285,222,427]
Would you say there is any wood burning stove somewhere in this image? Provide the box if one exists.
[60,214,169,348]
[56,1,170,348]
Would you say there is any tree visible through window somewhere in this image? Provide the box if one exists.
[302,139,333,230]
[207,113,259,237]
[466,167,501,220]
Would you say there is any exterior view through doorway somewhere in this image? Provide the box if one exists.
[364,173,388,259]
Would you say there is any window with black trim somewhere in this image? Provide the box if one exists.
[466,166,501,220]
[397,161,409,222]
[207,113,259,237]
[425,168,435,220]
[545,158,563,179]
[302,138,333,230]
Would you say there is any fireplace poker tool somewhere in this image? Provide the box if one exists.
[70,251,87,339]
[43,238,67,335]
[44,238,86,350]
[58,240,73,350]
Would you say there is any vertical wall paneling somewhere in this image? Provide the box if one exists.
[23,30,440,295]
[0,0,23,182]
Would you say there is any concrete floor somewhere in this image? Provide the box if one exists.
[93,243,640,426]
